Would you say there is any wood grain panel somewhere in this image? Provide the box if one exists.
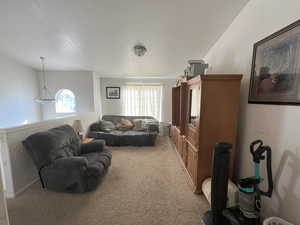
[186,141,198,187]
[198,75,242,185]
[172,87,180,126]
[186,124,198,147]
[182,137,188,166]
[178,134,183,156]
[179,82,189,135]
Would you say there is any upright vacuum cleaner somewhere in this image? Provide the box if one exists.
[202,140,273,225]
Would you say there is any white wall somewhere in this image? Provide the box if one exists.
[0,170,9,225]
[100,78,175,122]
[204,0,300,223]
[39,71,96,120]
[93,73,102,117]
[0,54,41,128]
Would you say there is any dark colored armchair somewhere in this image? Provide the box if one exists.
[23,125,112,193]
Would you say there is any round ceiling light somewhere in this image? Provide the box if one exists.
[133,44,147,57]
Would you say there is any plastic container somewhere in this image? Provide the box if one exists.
[202,177,238,208]
[263,217,294,225]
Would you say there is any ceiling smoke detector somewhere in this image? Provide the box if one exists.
[133,44,147,57]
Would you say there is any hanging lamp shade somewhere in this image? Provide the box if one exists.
[35,57,55,104]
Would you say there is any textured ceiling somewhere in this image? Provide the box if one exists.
[0,0,249,77]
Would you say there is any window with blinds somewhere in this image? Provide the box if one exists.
[122,84,163,121]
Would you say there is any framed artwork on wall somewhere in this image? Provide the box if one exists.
[248,19,300,105]
[106,87,120,99]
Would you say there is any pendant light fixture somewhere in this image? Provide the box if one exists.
[35,57,55,104]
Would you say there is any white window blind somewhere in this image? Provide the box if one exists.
[122,84,163,121]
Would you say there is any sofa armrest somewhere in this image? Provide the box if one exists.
[80,140,106,154]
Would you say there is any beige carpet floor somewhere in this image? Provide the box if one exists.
[7,137,209,225]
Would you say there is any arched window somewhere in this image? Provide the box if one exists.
[55,89,76,113]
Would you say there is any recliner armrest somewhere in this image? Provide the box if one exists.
[41,157,88,182]
[51,156,88,170]
[80,140,106,154]
[40,156,89,192]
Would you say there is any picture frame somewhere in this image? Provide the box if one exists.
[248,19,300,105]
[106,87,120,99]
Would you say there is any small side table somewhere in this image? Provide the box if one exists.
[81,138,95,144]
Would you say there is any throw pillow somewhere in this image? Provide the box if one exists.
[121,119,134,127]
[89,122,101,131]
[100,120,116,132]
[114,122,124,130]
[132,119,147,131]
[116,119,134,131]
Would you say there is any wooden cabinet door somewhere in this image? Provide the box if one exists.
[170,126,174,137]
[186,143,198,186]
[172,87,180,126]
[186,124,198,147]
[171,126,179,148]
[170,126,176,143]
[175,128,179,150]
[178,135,183,156]
[182,138,188,166]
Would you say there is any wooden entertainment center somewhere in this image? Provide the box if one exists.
[171,74,242,193]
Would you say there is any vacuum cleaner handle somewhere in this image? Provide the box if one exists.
[250,140,263,163]
[250,140,263,153]
[258,146,273,198]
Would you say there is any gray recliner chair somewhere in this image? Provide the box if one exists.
[23,125,112,193]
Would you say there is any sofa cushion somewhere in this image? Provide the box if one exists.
[88,130,157,146]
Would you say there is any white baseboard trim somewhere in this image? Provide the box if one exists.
[5,178,39,199]
[4,191,15,199]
